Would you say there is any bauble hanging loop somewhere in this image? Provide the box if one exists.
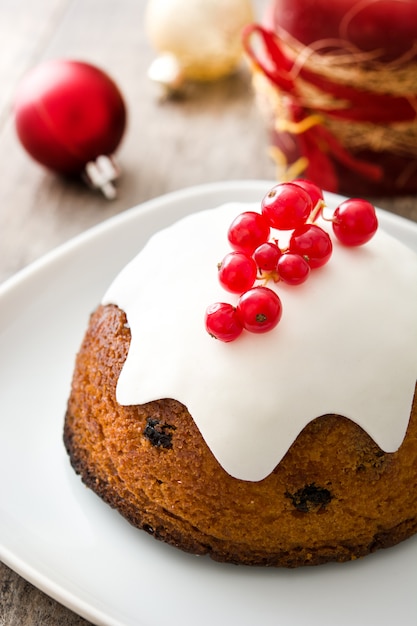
[14,59,127,199]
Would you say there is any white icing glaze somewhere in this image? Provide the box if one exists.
[103,200,417,482]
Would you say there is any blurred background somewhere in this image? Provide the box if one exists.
[0,0,275,286]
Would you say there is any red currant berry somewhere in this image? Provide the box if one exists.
[289,224,332,269]
[277,253,310,285]
[332,198,378,246]
[261,182,313,230]
[228,211,270,254]
[218,251,257,294]
[205,302,243,342]
[291,179,325,221]
[253,241,282,271]
[237,287,282,334]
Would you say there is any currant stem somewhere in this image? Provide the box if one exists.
[306,199,326,224]
[257,271,280,285]
[319,208,338,224]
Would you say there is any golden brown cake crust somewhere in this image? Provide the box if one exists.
[64,304,417,567]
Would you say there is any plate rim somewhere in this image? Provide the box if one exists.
[2,179,417,296]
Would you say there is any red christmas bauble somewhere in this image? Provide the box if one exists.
[14,59,127,175]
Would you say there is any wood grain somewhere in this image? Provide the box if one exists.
[0,0,415,624]
[0,0,275,284]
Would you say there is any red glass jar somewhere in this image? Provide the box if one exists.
[244,0,417,195]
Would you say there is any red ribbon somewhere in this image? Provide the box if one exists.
[242,24,416,190]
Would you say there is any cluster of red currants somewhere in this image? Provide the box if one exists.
[205,180,378,342]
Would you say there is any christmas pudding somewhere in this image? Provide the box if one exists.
[64,181,417,567]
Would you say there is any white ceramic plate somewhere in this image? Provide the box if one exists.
[0,181,416,626]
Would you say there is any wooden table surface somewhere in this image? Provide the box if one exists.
[0,1,416,625]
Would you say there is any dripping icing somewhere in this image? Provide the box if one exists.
[102,200,417,481]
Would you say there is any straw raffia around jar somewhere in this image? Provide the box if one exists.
[243,24,417,192]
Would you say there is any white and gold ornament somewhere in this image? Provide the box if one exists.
[145,0,254,90]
